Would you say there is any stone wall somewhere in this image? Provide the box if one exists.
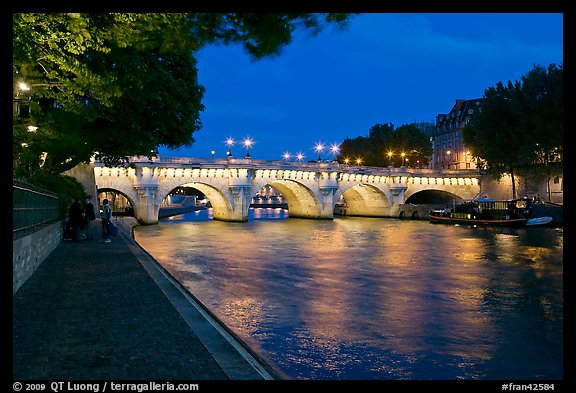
[13,220,64,294]
[64,161,98,205]
[479,173,563,204]
[13,163,98,295]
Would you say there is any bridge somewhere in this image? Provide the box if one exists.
[94,156,481,224]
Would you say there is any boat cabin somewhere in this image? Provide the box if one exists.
[453,198,532,220]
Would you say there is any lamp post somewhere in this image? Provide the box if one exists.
[225,137,234,157]
[243,137,253,158]
[14,82,32,119]
[401,152,406,167]
[211,150,215,161]
[315,142,324,162]
[283,152,291,162]
[356,157,362,166]
[296,152,304,162]
[387,151,393,167]
[330,144,340,162]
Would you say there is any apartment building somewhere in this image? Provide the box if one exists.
[430,98,483,170]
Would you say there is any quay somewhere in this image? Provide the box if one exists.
[13,217,280,381]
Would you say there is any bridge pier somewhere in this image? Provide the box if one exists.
[224,186,251,222]
[135,185,160,224]
[319,187,338,219]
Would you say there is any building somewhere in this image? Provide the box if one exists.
[431,98,483,170]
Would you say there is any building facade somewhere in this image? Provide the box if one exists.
[431,98,483,170]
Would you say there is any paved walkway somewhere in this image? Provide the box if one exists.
[13,218,278,381]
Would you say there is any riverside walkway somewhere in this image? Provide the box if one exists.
[13,218,278,381]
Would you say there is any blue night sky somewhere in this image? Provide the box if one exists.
[158,13,563,161]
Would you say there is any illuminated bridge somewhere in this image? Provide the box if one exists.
[94,156,481,224]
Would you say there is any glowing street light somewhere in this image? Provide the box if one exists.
[243,137,253,158]
[283,152,291,161]
[344,157,350,165]
[387,151,393,167]
[330,143,340,161]
[315,142,324,162]
[225,137,235,157]
[356,157,362,166]
[296,152,305,162]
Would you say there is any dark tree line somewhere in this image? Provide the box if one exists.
[339,123,433,167]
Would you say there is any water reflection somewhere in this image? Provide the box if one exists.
[134,212,563,380]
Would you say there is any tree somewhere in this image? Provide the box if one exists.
[392,124,433,168]
[13,13,353,176]
[463,64,563,200]
[516,64,563,202]
[339,122,432,167]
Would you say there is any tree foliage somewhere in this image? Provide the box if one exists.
[13,13,353,177]
[339,123,433,167]
[463,63,563,198]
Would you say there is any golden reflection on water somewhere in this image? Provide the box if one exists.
[134,216,563,379]
[371,224,496,361]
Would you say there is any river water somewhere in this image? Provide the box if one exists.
[133,208,563,380]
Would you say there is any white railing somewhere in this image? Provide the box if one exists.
[107,155,481,177]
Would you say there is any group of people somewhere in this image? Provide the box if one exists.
[67,197,113,243]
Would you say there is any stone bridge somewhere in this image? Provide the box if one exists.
[93,156,481,224]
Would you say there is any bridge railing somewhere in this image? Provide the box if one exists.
[104,156,481,177]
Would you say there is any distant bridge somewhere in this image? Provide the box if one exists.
[94,156,481,224]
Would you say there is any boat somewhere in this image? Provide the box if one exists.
[526,216,554,226]
[429,198,553,227]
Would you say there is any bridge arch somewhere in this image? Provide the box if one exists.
[336,183,391,217]
[97,187,137,217]
[250,178,324,219]
[169,182,232,222]
[405,189,464,205]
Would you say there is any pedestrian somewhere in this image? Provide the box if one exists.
[84,197,96,240]
[99,198,113,243]
[68,198,84,242]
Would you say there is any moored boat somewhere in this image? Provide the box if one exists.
[526,216,554,226]
[429,198,553,227]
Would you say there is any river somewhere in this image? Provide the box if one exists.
[133,208,563,380]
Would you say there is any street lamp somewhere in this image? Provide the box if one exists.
[387,151,393,167]
[14,81,32,119]
[243,137,253,158]
[344,157,350,165]
[315,142,324,162]
[296,152,304,162]
[330,143,340,162]
[225,137,235,157]
[400,152,406,167]
[283,152,291,161]
[356,157,362,166]
[211,150,215,161]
